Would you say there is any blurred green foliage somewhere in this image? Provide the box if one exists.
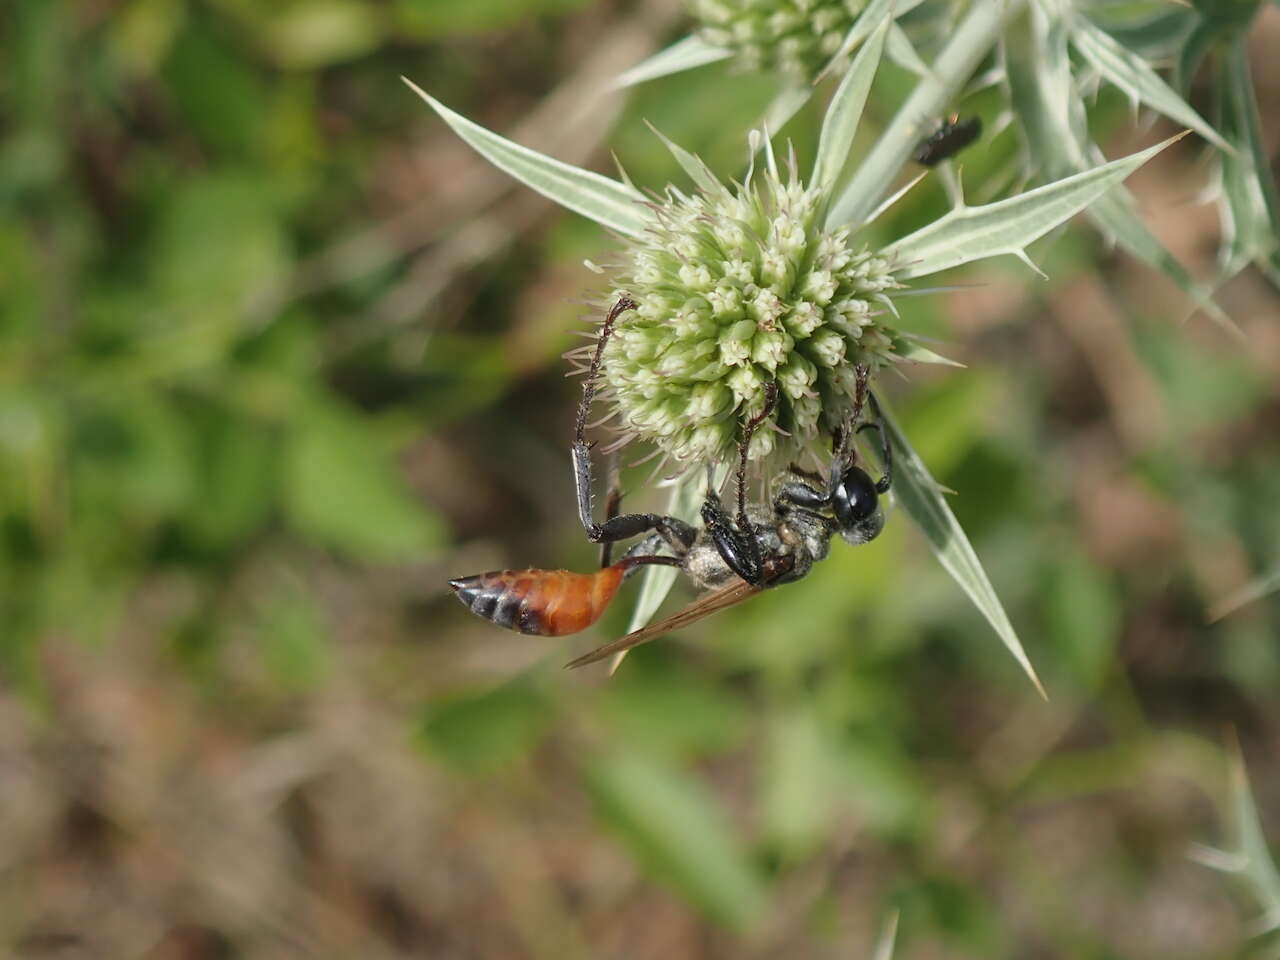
[1,0,1279,956]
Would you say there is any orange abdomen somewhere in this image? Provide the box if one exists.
[448,564,628,636]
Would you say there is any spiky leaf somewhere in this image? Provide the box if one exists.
[1006,16,1233,330]
[1069,14,1228,150]
[826,0,1021,228]
[883,134,1186,279]
[879,402,1045,696]
[614,35,733,89]
[812,7,892,194]
[403,79,650,237]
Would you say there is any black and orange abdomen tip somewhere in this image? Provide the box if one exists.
[448,565,628,637]
[449,570,543,633]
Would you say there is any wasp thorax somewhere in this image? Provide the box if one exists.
[599,166,902,467]
[688,0,868,79]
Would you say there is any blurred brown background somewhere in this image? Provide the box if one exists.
[2,0,1279,957]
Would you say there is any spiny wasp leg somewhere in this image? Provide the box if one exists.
[701,382,779,588]
[572,296,695,557]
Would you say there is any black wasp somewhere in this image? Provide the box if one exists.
[448,297,893,667]
[913,114,982,166]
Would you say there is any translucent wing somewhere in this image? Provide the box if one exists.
[564,578,761,669]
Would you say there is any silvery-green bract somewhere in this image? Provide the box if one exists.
[688,0,866,78]
[600,163,899,466]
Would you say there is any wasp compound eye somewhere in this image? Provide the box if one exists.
[834,466,886,545]
[834,467,879,523]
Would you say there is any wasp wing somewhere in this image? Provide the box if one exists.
[565,578,761,669]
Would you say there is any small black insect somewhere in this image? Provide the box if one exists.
[913,115,982,167]
[448,297,893,666]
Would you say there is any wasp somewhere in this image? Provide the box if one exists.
[448,297,893,667]
[913,114,982,167]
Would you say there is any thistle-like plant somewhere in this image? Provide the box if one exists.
[621,0,1271,329]
[406,5,1186,692]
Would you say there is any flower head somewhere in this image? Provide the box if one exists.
[594,157,901,466]
[688,0,866,79]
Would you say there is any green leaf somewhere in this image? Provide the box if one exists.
[879,402,1045,697]
[1175,17,1221,94]
[1087,187,1237,332]
[1069,14,1229,151]
[587,750,768,930]
[886,22,930,77]
[811,5,891,195]
[819,0,927,82]
[1220,34,1280,277]
[892,335,964,367]
[614,35,732,88]
[1099,6,1196,60]
[883,134,1186,280]
[284,399,441,561]
[403,80,651,237]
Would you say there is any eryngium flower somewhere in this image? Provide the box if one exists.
[591,160,901,466]
[689,0,867,78]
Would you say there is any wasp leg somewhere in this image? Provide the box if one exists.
[775,477,830,512]
[701,488,764,586]
[735,382,779,528]
[616,534,684,575]
[573,296,697,555]
[706,381,783,587]
[786,463,826,486]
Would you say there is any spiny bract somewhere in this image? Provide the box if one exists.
[593,162,903,467]
[689,0,868,78]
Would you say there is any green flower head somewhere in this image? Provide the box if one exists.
[594,154,901,466]
[688,0,867,78]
